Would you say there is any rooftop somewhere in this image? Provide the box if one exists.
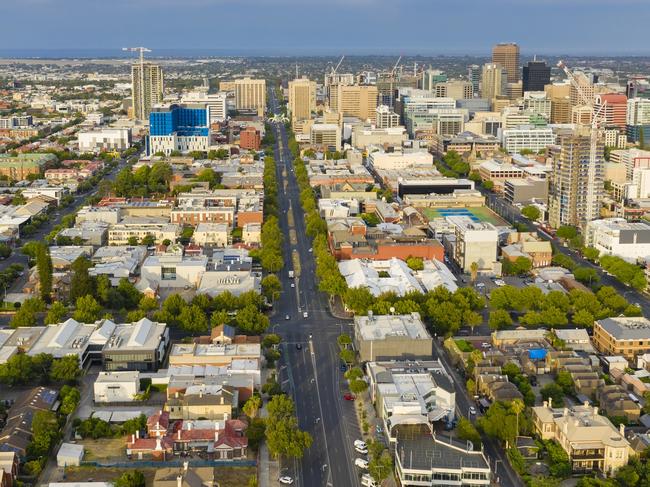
[597,316,650,340]
[355,312,430,342]
[397,433,490,472]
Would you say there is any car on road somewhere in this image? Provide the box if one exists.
[343,393,356,401]
[469,406,477,415]
[303,311,308,318]
[308,248,312,252]
[296,343,302,350]
[355,458,369,469]
[285,315,290,320]
[290,283,295,288]
[278,476,294,485]
[375,424,383,434]
[494,279,506,287]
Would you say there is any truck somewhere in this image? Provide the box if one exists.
[288,270,294,279]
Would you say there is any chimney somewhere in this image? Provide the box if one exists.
[224,412,229,421]
[199,390,203,398]
[183,461,189,472]
[187,422,192,430]
[131,434,135,443]
[619,423,625,436]
[215,430,220,442]
[136,430,140,439]
[178,429,181,440]
[543,400,547,408]
[593,407,598,416]
[176,475,183,487]
[155,437,162,451]
[583,401,589,407]
[548,397,552,409]
[175,391,179,398]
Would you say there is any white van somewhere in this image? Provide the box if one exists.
[361,474,377,487]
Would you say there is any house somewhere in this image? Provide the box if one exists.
[165,384,237,420]
[0,452,18,487]
[57,443,84,467]
[154,466,216,487]
[554,329,594,353]
[531,402,633,475]
[598,385,641,422]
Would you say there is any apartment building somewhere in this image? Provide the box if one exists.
[502,126,556,154]
[234,78,266,115]
[330,84,378,123]
[548,131,605,229]
[132,62,164,121]
[531,402,632,475]
[447,216,498,272]
[593,316,650,361]
[108,217,180,245]
[288,77,316,123]
[375,105,400,128]
[585,218,650,262]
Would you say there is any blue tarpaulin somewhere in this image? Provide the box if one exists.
[529,348,547,360]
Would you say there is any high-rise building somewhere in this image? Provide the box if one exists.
[420,69,447,91]
[545,84,572,124]
[548,130,605,229]
[481,63,507,101]
[626,77,650,100]
[492,43,520,83]
[234,78,266,115]
[181,91,227,124]
[467,65,481,97]
[522,60,551,92]
[310,124,341,150]
[288,77,316,124]
[523,92,552,120]
[594,94,628,131]
[375,105,400,129]
[330,85,379,123]
[434,80,473,100]
[324,72,354,105]
[626,98,650,143]
[147,103,210,156]
[569,72,594,107]
[131,62,163,121]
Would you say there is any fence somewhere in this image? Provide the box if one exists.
[81,459,256,468]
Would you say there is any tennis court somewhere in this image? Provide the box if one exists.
[421,207,509,226]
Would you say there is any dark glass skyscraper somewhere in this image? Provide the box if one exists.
[522,61,551,92]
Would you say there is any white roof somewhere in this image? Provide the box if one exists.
[57,443,84,461]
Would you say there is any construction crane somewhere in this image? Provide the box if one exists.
[331,55,345,75]
[388,55,403,108]
[557,60,606,223]
[123,47,152,120]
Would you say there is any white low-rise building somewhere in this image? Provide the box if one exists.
[502,126,556,154]
[242,223,261,245]
[367,150,433,171]
[192,223,230,247]
[93,371,140,403]
[108,217,180,245]
[140,252,208,290]
[585,218,650,263]
[78,127,131,152]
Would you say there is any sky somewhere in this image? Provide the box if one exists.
[2,0,650,56]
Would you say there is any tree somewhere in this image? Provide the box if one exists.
[556,226,578,240]
[265,395,313,459]
[406,256,424,271]
[243,395,262,419]
[555,371,574,395]
[0,243,11,259]
[35,243,53,302]
[261,274,282,302]
[339,349,355,365]
[117,278,142,309]
[114,471,145,487]
[0,353,36,385]
[127,236,139,246]
[337,334,352,348]
[521,205,541,221]
[50,355,81,382]
[349,379,368,394]
[9,297,45,328]
[470,261,479,283]
[60,386,80,415]
[344,367,363,381]
[573,266,600,286]
[73,295,102,323]
[572,309,594,328]
[70,256,95,302]
[540,383,564,408]
[235,305,269,334]
[511,398,525,437]
[30,410,60,457]
[138,296,158,313]
[582,247,600,262]
[178,304,208,335]
[457,417,481,449]
[45,302,68,325]
[368,450,393,484]
[477,402,517,446]
[343,287,375,315]
[96,274,111,305]
[488,309,512,330]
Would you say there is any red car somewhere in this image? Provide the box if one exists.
[344,393,356,401]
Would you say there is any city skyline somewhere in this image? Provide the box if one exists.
[2,0,650,56]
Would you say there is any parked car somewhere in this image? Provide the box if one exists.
[355,445,368,454]
[355,458,369,469]
[279,476,294,485]
[344,393,356,401]
[354,440,367,449]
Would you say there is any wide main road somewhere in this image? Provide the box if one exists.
[268,92,361,487]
